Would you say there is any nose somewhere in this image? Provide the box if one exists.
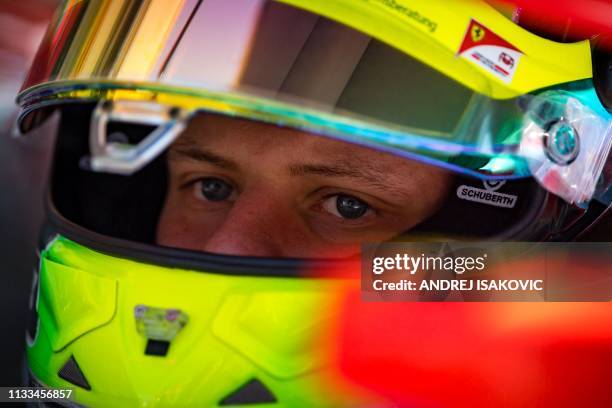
[203,189,303,257]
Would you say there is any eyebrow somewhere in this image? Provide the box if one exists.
[171,146,393,191]
[171,147,239,171]
[289,163,390,190]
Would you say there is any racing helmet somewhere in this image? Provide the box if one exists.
[16,0,612,406]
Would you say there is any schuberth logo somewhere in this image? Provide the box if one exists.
[483,180,506,192]
[456,180,518,209]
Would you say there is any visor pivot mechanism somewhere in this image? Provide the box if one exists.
[544,120,580,165]
[521,92,612,206]
[82,100,190,175]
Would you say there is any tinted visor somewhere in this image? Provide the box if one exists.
[23,0,472,133]
[21,1,517,164]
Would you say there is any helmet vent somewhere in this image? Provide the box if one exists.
[58,355,91,390]
[219,378,277,405]
[145,339,171,357]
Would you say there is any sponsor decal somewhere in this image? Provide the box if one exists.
[458,19,523,83]
[365,0,438,33]
[457,184,518,208]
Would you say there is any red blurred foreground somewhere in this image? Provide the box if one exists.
[334,298,611,407]
[318,259,612,407]
[497,0,612,42]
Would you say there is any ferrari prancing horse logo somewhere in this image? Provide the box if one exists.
[471,24,485,42]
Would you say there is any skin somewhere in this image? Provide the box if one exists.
[156,113,452,258]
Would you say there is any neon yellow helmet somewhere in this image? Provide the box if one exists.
[17,0,611,406]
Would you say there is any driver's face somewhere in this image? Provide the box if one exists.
[156,114,452,258]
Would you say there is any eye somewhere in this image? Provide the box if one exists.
[322,194,371,220]
[193,177,235,202]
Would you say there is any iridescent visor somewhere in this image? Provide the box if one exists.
[17,0,612,205]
